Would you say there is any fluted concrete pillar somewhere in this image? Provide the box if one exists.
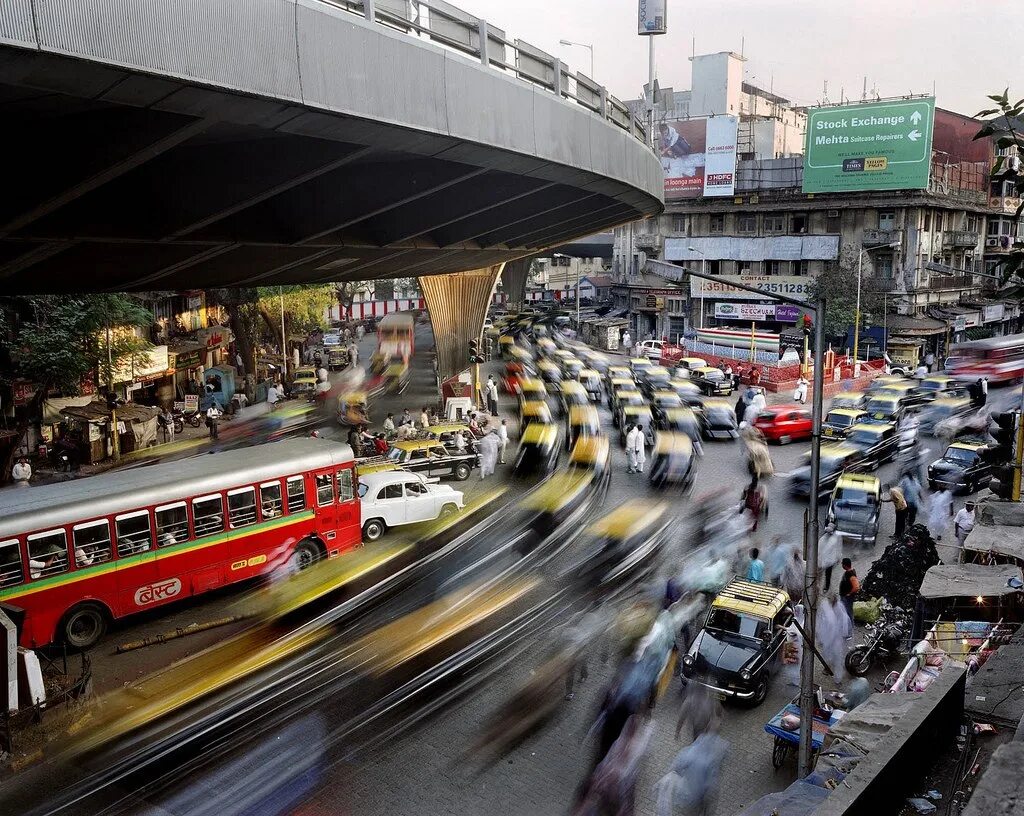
[500,256,532,311]
[420,263,504,383]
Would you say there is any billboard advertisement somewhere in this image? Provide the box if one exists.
[637,0,667,35]
[714,303,802,322]
[803,98,935,193]
[659,116,738,198]
[690,274,813,302]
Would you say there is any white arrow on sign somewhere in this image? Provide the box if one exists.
[908,129,922,142]
[910,110,922,125]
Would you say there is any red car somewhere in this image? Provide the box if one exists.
[753,404,813,444]
[501,363,527,395]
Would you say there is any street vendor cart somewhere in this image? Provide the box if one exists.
[765,695,846,769]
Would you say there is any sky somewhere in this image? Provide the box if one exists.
[465,0,1022,115]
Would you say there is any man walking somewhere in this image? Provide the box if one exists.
[621,330,631,353]
[839,558,860,625]
[633,423,647,474]
[477,430,500,480]
[819,523,842,592]
[206,402,222,440]
[497,418,509,464]
[625,424,638,473]
[954,501,977,551]
[899,470,922,528]
[12,456,31,487]
[882,482,909,540]
[746,548,765,582]
[928,484,954,541]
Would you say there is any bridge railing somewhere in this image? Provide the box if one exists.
[324,0,650,146]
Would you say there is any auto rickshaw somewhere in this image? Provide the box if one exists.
[649,432,696,490]
[519,399,554,428]
[337,391,370,426]
[565,404,601,451]
[570,500,671,592]
[382,360,410,395]
[579,368,603,403]
[512,421,560,476]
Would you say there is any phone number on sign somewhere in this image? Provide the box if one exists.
[699,281,810,296]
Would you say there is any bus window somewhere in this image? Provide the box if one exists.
[287,476,306,513]
[27,529,69,578]
[336,469,355,502]
[315,474,334,506]
[228,487,257,528]
[155,502,189,547]
[260,481,283,519]
[72,520,112,567]
[0,539,23,587]
[116,511,153,556]
[193,495,225,538]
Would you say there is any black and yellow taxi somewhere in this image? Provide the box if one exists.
[617,404,656,447]
[928,440,996,494]
[519,399,554,428]
[573,501,670,591]
[565,404,601,451]
[517,374,548,406]
[660,406,703,443]
[557,380,590,417]
[877,380,928,409]
[499,334,517,359]
[673,357,708,379]
[864,392,905,425]
[690,366,734,396]
[537,360,563,392]
[569,434,611,478]
[521,468,598,551]
[829,391,867,411]
[608,376,641,412]
[827,473,881,547]
[914,374,965,403]
[648,390,685,428]
[384,439,478,481]
[700,398,740,440]
[637,365,672,397]
[668,378,703,406]
[512,421,560,476]
[649,432,696,490]
[579,368,603,403]
[788,443,869,500]
[845,422,899,469]
[629,356,654,376]
[682,578,792,705]
[866,374,910,394]
[424,421,475,450]
[605,364,632,389]
[918,394,973,436]
[821,407,868,440]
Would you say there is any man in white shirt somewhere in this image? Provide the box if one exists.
[12,457,31,487]
[622,331,631,353]
[267,382,281,411]
[954,501,976,549]
[206,403,222,440]
[625,424,638,473]
[633,423,647,474]
[497,419,509,464]
[419,406,430,429]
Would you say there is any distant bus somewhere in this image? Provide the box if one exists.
[0,438,361,650]
[945,333,1024,384]
[375,312,415,367]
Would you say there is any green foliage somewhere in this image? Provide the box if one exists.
[974,89,1023,282]
[807,257,886,343]
[4,294,152,395]
[257,285,336,337]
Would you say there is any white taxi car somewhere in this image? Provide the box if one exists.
[358,471,465,541]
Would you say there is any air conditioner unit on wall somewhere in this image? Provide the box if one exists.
[985,237,1001,248]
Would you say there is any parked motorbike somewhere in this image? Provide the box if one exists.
[845,622,905,676]
[176,407,202,428]
[160,412,185,435]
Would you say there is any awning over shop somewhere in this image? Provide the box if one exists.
[918,564,1024,599]
[884,314,947,337]
[168,340,206,370]
[59,401,161,424]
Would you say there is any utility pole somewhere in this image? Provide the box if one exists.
[1013,388,1024,502]
[279,287,288,385]
[105,323,120,462]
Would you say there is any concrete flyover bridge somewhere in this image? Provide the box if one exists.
[0,0,662,376]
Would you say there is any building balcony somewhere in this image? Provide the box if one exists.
[943,230,980,248]
[984,235,1017,253]
[868,278,899,293]
[634,233,662,251]
[862,228,903,247]
[925,274,974,291]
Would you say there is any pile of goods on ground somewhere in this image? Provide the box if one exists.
[860,524,940,611]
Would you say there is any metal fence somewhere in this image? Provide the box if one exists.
[324,0,649,145]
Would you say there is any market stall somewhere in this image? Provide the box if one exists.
[58,401,161,463]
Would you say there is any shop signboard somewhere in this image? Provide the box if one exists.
[775,305,801,322]
[803,98,935,193]
[690,274,812,302]
[963,312,981,328]
[714,303,775,321]
[12,380,38,407]
[170,348,202,369]
[112,345,170,385]
[659,116,738,198]
[953,316,967,333]
[983,304,1005,323]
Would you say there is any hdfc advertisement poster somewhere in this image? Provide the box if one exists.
[703,116,738,197]
[659,116,738,198]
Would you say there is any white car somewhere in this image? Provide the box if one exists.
[637,339,667,360]
[358,471,465,541]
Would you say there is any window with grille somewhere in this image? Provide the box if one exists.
[287,476,306,512]
[28,530,69,579]
[336,469,355,502]
[738,215,757,233]
[193,495,225,538]
[878,211,896,231]
[155,502,189,547]
[228,487,257,528]
[764,214,785,233]
[0,539,23,587]
[316,474,334,506]
[115,511,152,557]
[260,482,283,519]
[709,214,725,233]
[73,520,113,566]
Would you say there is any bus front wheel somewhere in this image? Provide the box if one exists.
[61,602,108,650]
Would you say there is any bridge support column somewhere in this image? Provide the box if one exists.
[499,256,533,312]
[420,264,504,395]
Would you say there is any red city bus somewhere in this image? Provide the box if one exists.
[0,438,361,650]
[374,312,415,367]
[945,333,1024,384]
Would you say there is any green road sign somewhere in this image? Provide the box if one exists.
[802,98,935,193]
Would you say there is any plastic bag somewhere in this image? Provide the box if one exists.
[853,597,881,624]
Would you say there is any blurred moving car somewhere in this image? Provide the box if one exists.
[516,375,548,406]
[383,439,478,481]
[844,422,899,469]
[822,408,868,440]
[557,380,590,417]
[629,357,654,376]
[753,404,812,445]
[700,398,740,440]
[866,375,910,394]
[565,404,601,451]
[579,368,603,403]
[830,391,867,411]
[864,393,905,426]
[358,471,464,541]
[914,374,965,403]
[917,395,973,436]
[681,578,792,706]
[649,432,696,491]
[513,422,560,476]
[291,367,319,398]
[928,441,996,493]
[789,444,870,500]
[617,405,656,446]
[649,391,685,427]
[501,362,527,395]
[668,379,704,406]
[537,360,563,393]
[827,473,881,547]
[637,365,672,396]
[573,501,670,590]
[519,399,554,429]
[673,357,708,379]
[637,339,667,360]
[690,366,734,396]
[568,435,611,479]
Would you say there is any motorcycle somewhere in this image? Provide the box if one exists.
[160,412,185,435]
[845,622,905,676]
[176,407,202,428]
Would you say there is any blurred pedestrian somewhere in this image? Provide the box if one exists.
[782,603,804,686]
[633,424,647,474]
[819,522,842,592]
[487,379,499,417]
[734,390,747,425]
[625,424,638,473]
[954,501,977,550]
[816,593,848,684]
[928,485,954,542]
[419,405,430,429]
[573,714,653,816]
[655,727,729,816]
[899,470,922,527]
[745,547,765,582]
[497,419,509,464]
[794,374,808,404]
[839,557,859,625]
[477,430,500,479]
[453,429,467,453]
[980,376,988,406]
[882,482,909,540]
[267,381,281,412]
[383,412,396,437]
[206,403,222,440]
[622,330,631,352]
[675,682,721,741]
[740,476,767,531]
[782,549,806,604]
[11,457,31,487]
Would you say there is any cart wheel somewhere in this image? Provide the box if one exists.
[772,737,789,769]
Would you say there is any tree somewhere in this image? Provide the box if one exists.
[255,285,336,377]
[806,248,887,345]
[975,90,1024,281]
[209,287,261,377]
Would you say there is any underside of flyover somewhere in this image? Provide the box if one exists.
[0,50,659,293]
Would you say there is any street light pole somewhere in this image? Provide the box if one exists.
[687,246,707,330]
[854,250,863,364]
[559,39,594,78]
